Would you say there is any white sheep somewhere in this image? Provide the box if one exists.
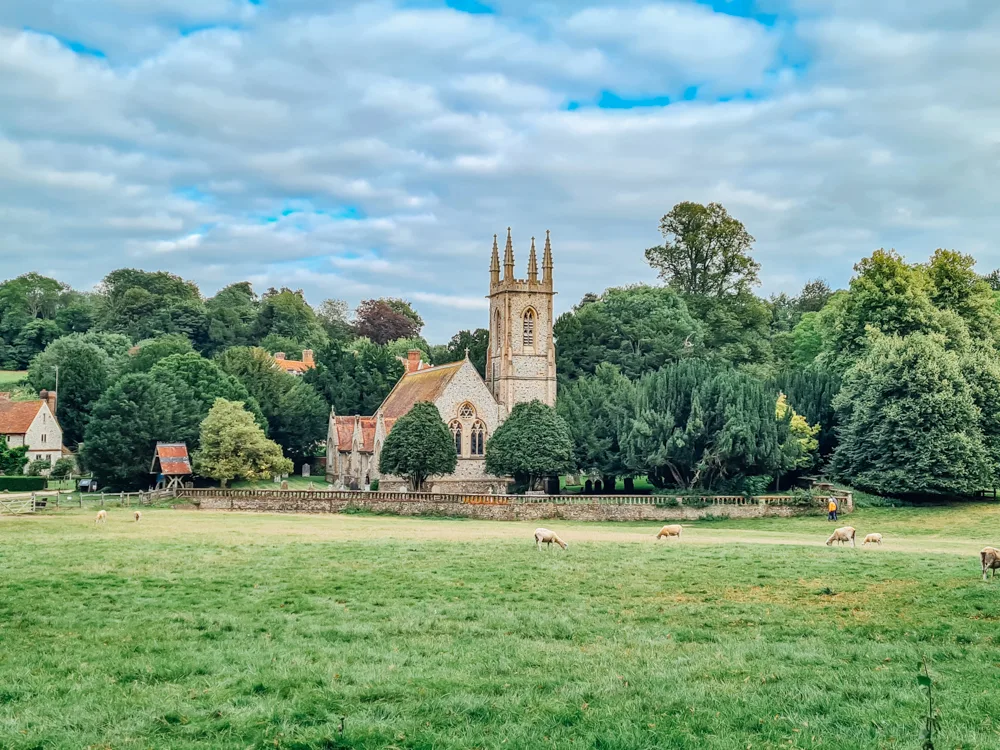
[95,509,107,525]
[825,526,856,547]
[656,524,683,540]
[534,528,568,551]
[134,510,142,523]
[862,533,882,546]
[981,547,1000,581]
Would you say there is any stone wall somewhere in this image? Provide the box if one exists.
[182,488,836,521]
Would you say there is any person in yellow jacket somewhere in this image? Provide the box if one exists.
[827,497,838,521]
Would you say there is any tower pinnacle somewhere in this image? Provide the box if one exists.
[490,233,500,285]
[542,229,553,284]
[503,226,515,280]
[527,236,538,281]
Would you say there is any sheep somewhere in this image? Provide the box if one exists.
[95,509,107,525]
[825,526,856,548]
[862,533,883,546]
[134,510,142,523]
[981,547,1000,581]
[656,524,683,540]
[534,528,568,551]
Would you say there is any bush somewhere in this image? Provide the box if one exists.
[50,457,75,479]
[0,476,46,491]
[25,458,51,477]
[370,478,379,491]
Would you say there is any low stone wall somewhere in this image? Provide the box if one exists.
[185,489,832,521]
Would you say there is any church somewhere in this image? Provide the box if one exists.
[326,228,557,493]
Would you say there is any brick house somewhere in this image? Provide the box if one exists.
[273,349,315,376]
[0,390,64,468]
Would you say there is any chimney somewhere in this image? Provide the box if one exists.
[274,352,286,360]
[302,349,314,365]
[39,390,56,415]
[406,349,421,374]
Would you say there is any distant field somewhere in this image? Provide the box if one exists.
[1,505,999,748]
[0,370,27,384]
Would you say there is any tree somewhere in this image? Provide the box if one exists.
[824,249,944,368]
[645,202,760,297]
[554,286,702,381]
[50,456,75,479]
[961,349,1000,489]
[305,340,403,416]
[925,248,999,343]
[215,346,294,426]
[485,400,574,491]
[378,402,457,491]
[789,312,824,365]
[96,268,204,342]
[557,364,636,485]
[193,399,292,487]
[435,329,489,377]
[685,292,773,369]
[80,373,187,489]
[795,279,833,314]
[26,457,51,476]
[10,319,61,368]
[775,393,819,470]
[204,282,258,355]
[151,352,267,433]
[774,366,841,458]
[354,299,421,345]
[271,380,329,467]
[316,298,355,344]
[254,287,326,349]
[384,337,432,362]
[28,335,116,446]
[623,361,787,490]
[0,435,29,475]
[128,334,194,372]
[832,332,989,496]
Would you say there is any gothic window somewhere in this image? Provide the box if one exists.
[459,403,476,419]
[494,309,502,352]
[522,308,536,347]
[450,420,463,456]
[471,420,486,456]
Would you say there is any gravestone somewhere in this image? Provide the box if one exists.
[302,464,311,477]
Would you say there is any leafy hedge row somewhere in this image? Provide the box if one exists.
[0,476,46,491]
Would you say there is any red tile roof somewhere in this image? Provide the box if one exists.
[275,359,314,374]
[0,400,43,435]
[152,442,192,475]
[379,361,463,419]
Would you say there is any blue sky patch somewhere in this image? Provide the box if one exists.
[445,0,494,13]
[692,0,781,27]
[25,29,106,58]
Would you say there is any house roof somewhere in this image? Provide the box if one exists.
[332,415,399,453]
[0,400,44,435]
[379,361,464,419]
[151,442,192,475]
[275,359,314,374]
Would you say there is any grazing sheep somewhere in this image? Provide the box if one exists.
[534,528,568,551]
[825,526,856,547]
[981,547,1000,581]
[862,533,883,546]
[134,510,142,523]
[656,524,683,540]
[95,509,107,525]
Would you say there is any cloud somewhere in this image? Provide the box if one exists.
[0,0,998,341]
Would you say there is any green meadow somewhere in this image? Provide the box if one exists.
[1,506,999,749]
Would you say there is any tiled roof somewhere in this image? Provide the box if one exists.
[275,359,314,374]
[0,400,43,435]
[152,442,192,475]
[379,361,463,419]
[333,416,379,453]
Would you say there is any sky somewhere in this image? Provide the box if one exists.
[2,1,999,342]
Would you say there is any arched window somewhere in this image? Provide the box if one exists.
[494,309,502,352]
[459,403,475,419]
[471,420,486,456]
[522,308,536,347]
[450,420,463,456]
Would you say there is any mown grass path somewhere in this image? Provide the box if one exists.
[2,506,999,749]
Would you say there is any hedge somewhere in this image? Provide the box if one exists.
[0,476,46,492]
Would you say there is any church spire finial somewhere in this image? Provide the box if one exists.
[527,236,538,282]
[542,229,553,284]
[503,226,515,280]
[490,233,500,285]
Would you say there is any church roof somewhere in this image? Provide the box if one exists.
[332,415,399,453]
[379,361,464,419]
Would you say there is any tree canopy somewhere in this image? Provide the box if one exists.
[194,399,292,487]
[378,401,456,491]
[485,400,574,491]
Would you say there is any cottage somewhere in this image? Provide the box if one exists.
[0,390,63,469]
[273,349,315,376]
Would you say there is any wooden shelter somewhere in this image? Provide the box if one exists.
[151,442,192,490]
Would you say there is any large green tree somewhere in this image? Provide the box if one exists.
[96,269,206,342]
[128,334,194,373]
[204,282,258,355]
[485,400,574,491]
[271,380,329,467]
[554,285,702,381]
[306,340,403,416]
[832,332,989,496]
[645,202,760,297]
[378,401,456,491]
[215,346,294,426]
[557,364,636,485]
[925,248,999,344]
[28,335,116,446]
[434,329,489,377]
[254,287,327,350]
[80,373,187,489]
[193,399,292,487]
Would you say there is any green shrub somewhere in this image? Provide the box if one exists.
[25,458,51,477]
[50,457,75,479]
[0,476,46,491]
[370,478,379,491]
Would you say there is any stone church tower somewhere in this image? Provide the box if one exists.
[486,228,557,415]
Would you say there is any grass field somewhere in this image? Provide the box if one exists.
[2,506,1000,749]
[0,370,26,384]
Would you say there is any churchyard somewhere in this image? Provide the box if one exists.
[2,503,999,749]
